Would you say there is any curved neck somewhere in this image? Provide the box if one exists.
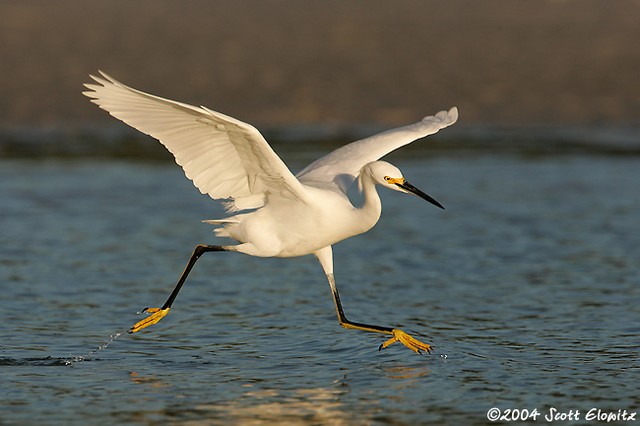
[356,172,382,228]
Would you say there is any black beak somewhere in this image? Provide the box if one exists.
[396,181,445,210]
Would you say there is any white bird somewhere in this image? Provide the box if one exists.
[83,71,458,354]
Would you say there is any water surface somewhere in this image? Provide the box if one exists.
[1,150,638,424]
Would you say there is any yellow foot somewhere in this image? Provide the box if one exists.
[379,329,432,354]
[129,307,170,334]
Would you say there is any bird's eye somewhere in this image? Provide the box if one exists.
[384,176,391,182]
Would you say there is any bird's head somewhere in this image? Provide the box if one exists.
[365,161,444,210]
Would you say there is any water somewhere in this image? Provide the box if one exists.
[1,147,639,425]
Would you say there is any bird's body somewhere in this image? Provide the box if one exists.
[83,72,458,353]
[214,188,373,258]
[212,163,384,258]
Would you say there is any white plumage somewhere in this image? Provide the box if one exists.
[84,71,458,353]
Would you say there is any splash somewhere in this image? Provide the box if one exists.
[63,331,124,366]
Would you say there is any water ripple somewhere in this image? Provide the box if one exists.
[1,155,639,424]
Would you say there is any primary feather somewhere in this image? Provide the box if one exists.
[83,71,307,212]
[296,107,458,193]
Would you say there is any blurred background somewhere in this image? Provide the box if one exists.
[0,0,638,155]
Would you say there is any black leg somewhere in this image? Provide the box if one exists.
[327,272,432,354]
[129,244,227,333]
[160,244,227,310]
[329,277,393,335]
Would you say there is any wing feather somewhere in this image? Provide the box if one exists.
[297,107,458,192]
[83,72,308,210]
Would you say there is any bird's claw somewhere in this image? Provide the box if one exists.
[379,329,432,354]
[129,307,170,333]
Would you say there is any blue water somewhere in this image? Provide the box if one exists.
[1,148,639,424]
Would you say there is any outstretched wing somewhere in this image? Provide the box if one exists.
[296,107,458,192]
[83,71,308,211]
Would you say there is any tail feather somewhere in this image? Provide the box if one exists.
[203,219,235,238]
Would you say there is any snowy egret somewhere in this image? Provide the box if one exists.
[83,72,458,354]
